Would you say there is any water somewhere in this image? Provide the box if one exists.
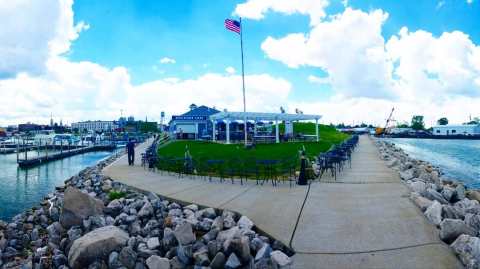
[0,150,116,221]
[387,138,480,188]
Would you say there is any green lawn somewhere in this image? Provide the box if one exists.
[158,124,348,166]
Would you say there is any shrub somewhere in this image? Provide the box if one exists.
[108,190,126,200]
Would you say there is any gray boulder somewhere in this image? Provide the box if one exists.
[174,222,195,245]
[238,216,254,230]
[400,169,415,181]
[60,187,105,229]
[410,193,433,212]
[270,250,292,269]
[439,219,476,244]
[441,186,456,202]
[456,184,466,201]
[210,252,226,269]
[119,246,137,269]
[451,234,480,268]
[409,181,426,194]
[147,237,160,250]
[465,213,480,232]
[225,253,242,269]
[442,205,465,220]
[68,226,129,269]
[146,255,170,269]
[424,201,442,226]
[138,201,154,218]
[424,188,448,204]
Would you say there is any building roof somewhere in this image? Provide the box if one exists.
[180,105,220,117]
[433,124,480,128]
[209,111,322,121]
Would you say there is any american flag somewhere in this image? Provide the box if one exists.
[225,19,241,34]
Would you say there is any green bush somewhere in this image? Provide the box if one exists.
[108,190,126,200]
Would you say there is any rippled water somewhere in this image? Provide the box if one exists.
[387,138,480,189]
[0,150,117,221]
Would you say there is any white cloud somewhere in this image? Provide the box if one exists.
[308,75,330,84]
[261,8,393,99]
[159,57,176,64]
[226,66,236,74]
[234,0,329,26]
[467,0,474,4]
[386,27,480,100]
[259,7,480,124]
[0,0,88,78]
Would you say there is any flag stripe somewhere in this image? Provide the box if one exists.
[225,19,241,34]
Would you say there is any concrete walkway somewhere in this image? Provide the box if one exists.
[103,137,463,269]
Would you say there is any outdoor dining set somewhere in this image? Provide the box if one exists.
[141,135,359,187]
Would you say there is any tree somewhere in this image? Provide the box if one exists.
[397,122,409,128]
[437,117,448,126]
[411,115,425,130]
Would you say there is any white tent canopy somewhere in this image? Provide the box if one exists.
[209,111,322,144]
[210,112,321,122]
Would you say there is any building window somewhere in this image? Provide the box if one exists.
[436,130,440,133]
[452,130,456,134]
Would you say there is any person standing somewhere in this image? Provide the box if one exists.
[126,138,135,166]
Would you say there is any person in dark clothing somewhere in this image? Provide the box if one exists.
[126,139,135,166]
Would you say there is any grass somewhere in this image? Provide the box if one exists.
[108,190,127,200]
[157,124,348,177]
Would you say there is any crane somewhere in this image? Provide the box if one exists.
[375,107,395,136]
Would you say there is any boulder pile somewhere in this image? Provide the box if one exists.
[0,153,293,269]
[377,140,480,268]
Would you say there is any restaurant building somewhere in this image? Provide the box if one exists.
[169,104,220,139]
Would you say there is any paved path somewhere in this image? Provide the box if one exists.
[103,136,462,269]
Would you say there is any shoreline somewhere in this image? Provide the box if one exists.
[375,138,480,268]
[0,142,292,268]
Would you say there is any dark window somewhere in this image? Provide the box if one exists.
[436,130,440,133]
[452,130,456,134]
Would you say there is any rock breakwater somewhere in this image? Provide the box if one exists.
[0,152,292,269]
[377,140,480,269]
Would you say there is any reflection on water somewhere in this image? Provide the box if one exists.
[0,150,117,220]
[388,138,480,189]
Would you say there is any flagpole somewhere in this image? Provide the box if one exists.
[240,17,247,146]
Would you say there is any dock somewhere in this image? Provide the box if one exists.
[17,144,116,168]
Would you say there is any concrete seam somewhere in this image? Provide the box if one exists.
[288,181,312,251]
[293,242,443,255]
[217,184,255,208]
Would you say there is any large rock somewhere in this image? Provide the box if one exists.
[270,250,292,269]
[146,255,170,269]
[455,184,466,201]
[439,219,476,244]
[408,181,426,194]
[60,187,105,228]
[68,226,129,269]
[399,169,415,181]
[465,213,480,232]
[467,190,480,203]
[410,193,433,212]
[442,205,465,220]
[424,188,448,204]
[237,216,254,230]
[451,234,480,268]
[424,201,443,226]
[174,222,195,245]
[441,186,456,202]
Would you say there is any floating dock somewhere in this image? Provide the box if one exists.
[17,144,116,168]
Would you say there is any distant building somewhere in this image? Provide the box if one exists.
[432,124,480,136]
[169,104,220,139]
[72,121,118,133]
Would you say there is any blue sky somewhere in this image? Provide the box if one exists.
[1,0,479,126]
[69,0,479,102]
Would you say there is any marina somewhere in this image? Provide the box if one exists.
[0,149,120,221]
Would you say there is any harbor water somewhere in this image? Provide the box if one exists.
[388,138,480,189]
[0,150,118,221]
